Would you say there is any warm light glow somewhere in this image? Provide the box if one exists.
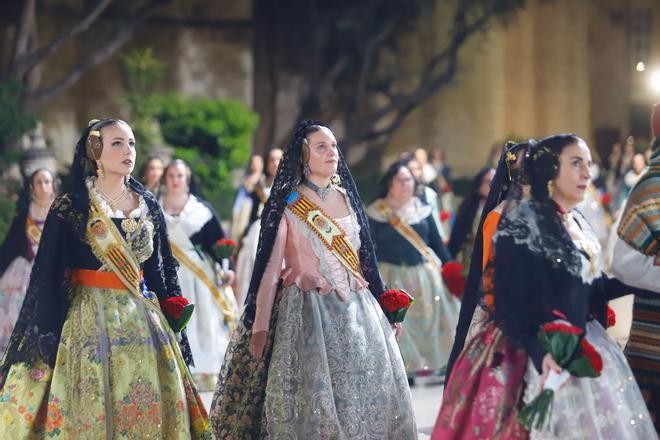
[637,61,646,72]
[651,70,660,92]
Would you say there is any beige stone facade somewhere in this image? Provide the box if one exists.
[386,0,660,176]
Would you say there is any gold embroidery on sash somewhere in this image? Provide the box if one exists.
[25,215,42,246]
[286,192,363,279]
[86,191,155,307]
[169,241,237,328]
[372,199,440,266]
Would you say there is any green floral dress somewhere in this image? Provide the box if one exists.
[0,183,211,439]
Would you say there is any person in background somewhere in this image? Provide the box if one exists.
[160,159,238,392]
[612,102,660,431]
[230,154,264,241]
[233,148,283,307]
[0,168,57,356]
[405,157,447,240]
[139,156,165,196]
[367,162,460,381]
[448,167,495,268]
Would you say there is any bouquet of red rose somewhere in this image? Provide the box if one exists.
[160,296,195,333]
[379,289,415,324]
[518,311,603,430]
[441,261,466,298]
[213,238,237,260]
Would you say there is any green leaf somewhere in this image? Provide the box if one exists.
[566,356,599,377]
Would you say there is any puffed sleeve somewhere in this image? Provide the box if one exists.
[253,216,288,333]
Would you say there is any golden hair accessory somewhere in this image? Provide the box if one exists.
[88,119,100,127]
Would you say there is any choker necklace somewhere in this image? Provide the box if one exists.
[303,178,332,201]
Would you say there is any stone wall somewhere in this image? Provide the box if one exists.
[1,0,253,166]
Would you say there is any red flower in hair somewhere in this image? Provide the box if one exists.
[160,296,189,320]
[580,338,603,374]
[607,305,616,328]
[442,262,465,297]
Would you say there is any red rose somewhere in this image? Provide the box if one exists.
[379,289,412,312]
[160,296,189,320]
[580,338,603,374]
[601,192,611,206]
[541,321,583,336]
[607,305,616,328]
[440,211,451,222]
[441,262,465,297]
[215,238,237,247]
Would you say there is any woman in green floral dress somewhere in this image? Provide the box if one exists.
[0,119,211,439]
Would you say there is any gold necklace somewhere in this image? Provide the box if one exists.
[96,185,127,211]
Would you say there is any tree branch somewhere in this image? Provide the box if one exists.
[24,0,169,109]
[350,5,500,145]
[8,0,37,73]
[11,0,114,78]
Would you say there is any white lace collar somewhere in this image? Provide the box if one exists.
[366,197,432,224]
[160,194,213,236]
[86,177,146,219]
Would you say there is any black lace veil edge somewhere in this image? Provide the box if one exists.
[444,140,528,380]
[241,120,386,329]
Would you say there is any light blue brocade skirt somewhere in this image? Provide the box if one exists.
[265,285,417,439]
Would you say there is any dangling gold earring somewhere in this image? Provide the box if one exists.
[330,174,341,186]
[547,180,555,197]
[96,161,105,178]
[125,175,130,185]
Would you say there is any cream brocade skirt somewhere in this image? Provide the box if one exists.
[0,285,211,439]
[378,261,460,375]
[523,320,657,440]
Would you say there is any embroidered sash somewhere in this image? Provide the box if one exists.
[169,240,237,326]
[25,215,42,246]
[372,199,441,266]
[285,191,363,279]
[86,191,154,307]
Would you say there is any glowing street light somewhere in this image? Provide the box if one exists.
[651,70,660,92]
[637,61,646,72]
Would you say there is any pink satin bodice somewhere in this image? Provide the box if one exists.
[253,211,368,333]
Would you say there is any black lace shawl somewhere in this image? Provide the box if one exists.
[241,120,386,328]
[445,141,526,379]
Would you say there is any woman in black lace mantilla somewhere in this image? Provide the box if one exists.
[0,119,211,438]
